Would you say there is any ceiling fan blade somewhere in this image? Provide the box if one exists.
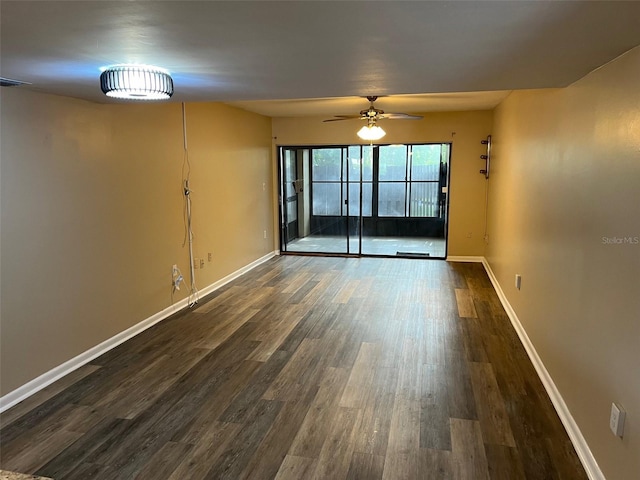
[323,96,423,123]
[322,115,361,122]
[381,113,424,120]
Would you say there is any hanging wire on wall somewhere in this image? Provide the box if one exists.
[181,102,199,307]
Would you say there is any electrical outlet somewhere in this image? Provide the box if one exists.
[208,252,212,262]
[263,230,267,239]
[515,274,522,290]
[199,259,205,269]
[610,403,626,437]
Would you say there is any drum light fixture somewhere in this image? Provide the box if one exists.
[100,65,173,100]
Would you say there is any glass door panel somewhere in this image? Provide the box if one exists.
[280,147,349,254]
[309,148,348,253]
[361,143,449,258]
[282,148,298,244]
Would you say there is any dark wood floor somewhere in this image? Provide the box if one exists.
[0,256,588,480]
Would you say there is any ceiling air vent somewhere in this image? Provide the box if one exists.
[0,77,31,87]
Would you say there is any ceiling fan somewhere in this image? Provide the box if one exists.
[323,96,423,123]
[323,96,422,140]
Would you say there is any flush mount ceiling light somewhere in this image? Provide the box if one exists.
[100,65,173,100]
[357,122,386,141]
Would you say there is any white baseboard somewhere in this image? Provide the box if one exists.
[195,251,277,300]
[481,258,604,480]
[446,255,484,262]
[0,251,278,413]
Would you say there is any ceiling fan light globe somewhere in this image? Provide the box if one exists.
[357,125,386,141]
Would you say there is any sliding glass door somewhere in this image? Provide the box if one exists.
[279,143,450,258]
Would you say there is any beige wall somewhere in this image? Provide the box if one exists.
[272,111,493,256]
[487,47,640,479]
[0,90,273,395]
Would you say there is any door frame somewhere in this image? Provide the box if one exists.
[277,143,452,259]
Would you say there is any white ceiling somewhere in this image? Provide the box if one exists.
[1,1,639,117]
[227,91,513,117]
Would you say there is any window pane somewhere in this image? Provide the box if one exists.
[411,145,441,181]
[343,183,355,216]
[284,150,296,197]
[341,182,372,216]
[440,144,450,187]
[312,148,342,181]
[347,146,373,181]
[362,146,373,181]
[312,182,341,215]
[379,145,407,181]
[362,182,372,216]
[379,183,406,216]
[409,182,439,217]
[287,199,297,222]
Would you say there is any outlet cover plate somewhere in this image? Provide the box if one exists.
[610,403,626,437]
